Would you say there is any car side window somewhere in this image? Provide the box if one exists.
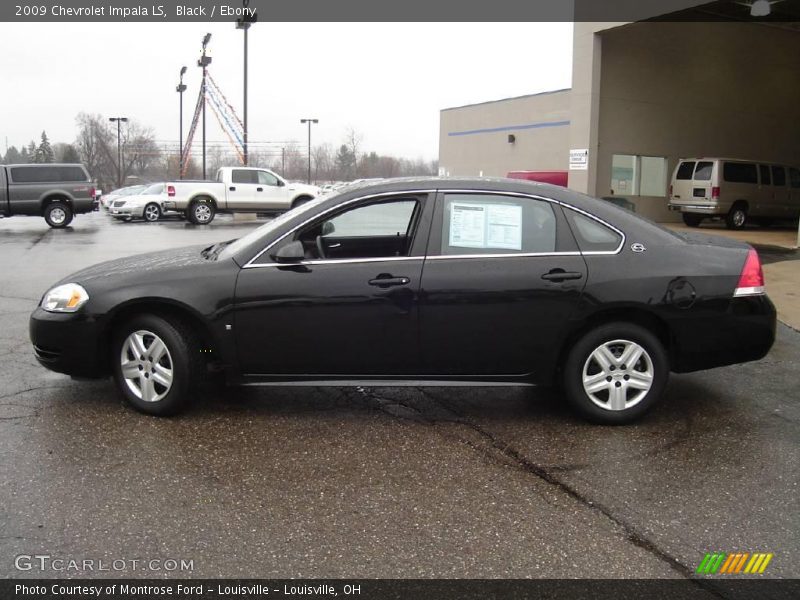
[232,170,257,184]
[291,198,420,261]
[771,166,786,187]
[759,165,771,186]
[440,194,556,255]
[564,209,622,253]
[257,171,279,186]
[790,168,800,189]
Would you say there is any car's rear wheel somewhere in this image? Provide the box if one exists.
[112,314,198,416]
[187,199,215,224]
[562,322,668,424]
[726,203,748,230]
[682,213,703,227]
[143,202,161,222]
[44,201,73,228]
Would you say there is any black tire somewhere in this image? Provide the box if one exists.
[43,201,73,228]
[725,203,748,230]
[682,213,703,227]
[111,314,200,416]
[143,202,161,222]
[291,196,313,210]
[187,199,216,224]
[562,322,669,425]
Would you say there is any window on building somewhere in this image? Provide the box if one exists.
[611,155,667,197]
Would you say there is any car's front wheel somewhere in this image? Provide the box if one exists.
[112,314,199,416]
[562,322,668,424]
[143,202,161,222]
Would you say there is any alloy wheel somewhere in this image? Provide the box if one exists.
[144,204,160,222]
[195,204,211,223]
[120,329,174,403]
[581,339,654,411]
[49,208,66,224]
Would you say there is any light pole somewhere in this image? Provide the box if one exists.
[176,66,187,179]
[236,0,256,166]
[198,33,212,179]
[300,118,318,184]
[108,117,128,188]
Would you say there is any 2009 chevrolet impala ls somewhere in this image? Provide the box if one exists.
[30,178,775,424]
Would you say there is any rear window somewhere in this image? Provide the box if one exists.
[694,162,713,181]
[564,209,622,253]
[9,165,88,183]
[675,162,695,180]
[723,162,757,184]
[232,169,258,184]
[771,166,786,187]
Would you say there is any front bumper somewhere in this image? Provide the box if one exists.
[29,307,107,378]
[109,205,145,218]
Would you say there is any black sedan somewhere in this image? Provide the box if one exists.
[29,178,776,424]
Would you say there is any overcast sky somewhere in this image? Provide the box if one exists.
[0,22,572,160]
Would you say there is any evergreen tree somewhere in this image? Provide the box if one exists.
[26,141,37,163]
[3,146,23,164]
[59,144,80,163]
[34,131,55,163]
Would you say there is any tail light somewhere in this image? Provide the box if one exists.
[167,185,176,197]
[734,248,765,297]
[89,187,96,199]
[711,186,720,200]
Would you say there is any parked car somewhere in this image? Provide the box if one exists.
[101,185,147,210]
[0,163,95,228]
[162,167,320,225]
[669,157,800,229]
[108,183,166,222]
[30,177,775,424]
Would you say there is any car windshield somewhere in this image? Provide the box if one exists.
[217,196,328,260]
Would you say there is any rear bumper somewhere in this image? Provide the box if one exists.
[671,295,776,373]
[29,308,107,378]
[668,202,726,214]
[73,198,96,214]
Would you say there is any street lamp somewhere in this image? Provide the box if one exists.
[198,33,212,179]
[176,66,187,179]
[236,0,257,166]
[108,117,128,188]
[300,118,318,184]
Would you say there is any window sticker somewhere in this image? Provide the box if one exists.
[449,203,487,248]
[486,204,522,250]
[449,202,522,250]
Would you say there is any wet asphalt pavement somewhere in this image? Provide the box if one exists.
[0,211,797,580]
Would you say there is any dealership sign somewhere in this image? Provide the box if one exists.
[569,148,589,170]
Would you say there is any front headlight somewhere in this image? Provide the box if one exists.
[41,283,89,313]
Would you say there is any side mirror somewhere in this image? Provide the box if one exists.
[276,179,285,187]
[321,220,335,236]
[272,240,305,263]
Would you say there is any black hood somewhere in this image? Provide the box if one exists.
[59,245,209,286]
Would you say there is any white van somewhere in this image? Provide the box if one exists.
[668,158,800,229]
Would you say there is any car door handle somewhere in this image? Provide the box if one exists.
[541,269,583,282]
[257,187,263,192]
[368,275,411,288]
[229,186,236,191]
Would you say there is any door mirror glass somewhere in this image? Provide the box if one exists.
[321,220,335,236]
[272,240,305,263]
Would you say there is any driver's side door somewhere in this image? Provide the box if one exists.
[232,193,433,376]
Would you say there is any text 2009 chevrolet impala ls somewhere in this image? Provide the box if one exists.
[29,178,775,424]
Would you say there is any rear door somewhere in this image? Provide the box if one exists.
[418,191,587,377]
[670,160,695,204]
[226,169,258,209]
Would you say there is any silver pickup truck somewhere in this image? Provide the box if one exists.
[163,167,320,224]
[0,163,96,228]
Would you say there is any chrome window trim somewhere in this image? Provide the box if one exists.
[242,188,626,269]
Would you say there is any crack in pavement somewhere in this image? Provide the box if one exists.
[349,385,722,588]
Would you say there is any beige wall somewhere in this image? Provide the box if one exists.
[438,90,571,178]
[595,22,800,221]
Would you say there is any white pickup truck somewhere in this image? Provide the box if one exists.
[163,167,320,224]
